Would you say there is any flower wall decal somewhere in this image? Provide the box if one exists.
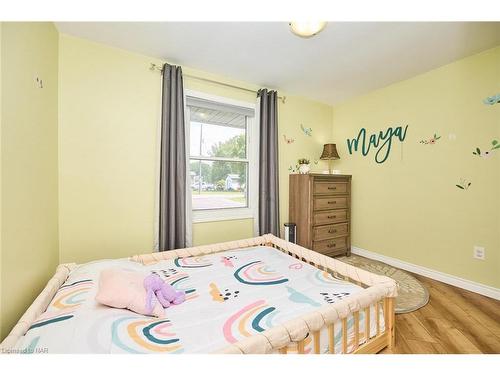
[456,178,472,190]
[472,140,500,158]
[420,134,441,145]
[283,134,295,144]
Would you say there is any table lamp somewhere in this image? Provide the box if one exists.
[320,143,340,174]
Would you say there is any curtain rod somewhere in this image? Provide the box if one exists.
[150,63,286,104]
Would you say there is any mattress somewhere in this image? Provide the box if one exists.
[11,246,384,354]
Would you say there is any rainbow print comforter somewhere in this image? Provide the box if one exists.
[13,246,383,353]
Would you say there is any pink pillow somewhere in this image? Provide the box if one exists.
[95,268,165,317]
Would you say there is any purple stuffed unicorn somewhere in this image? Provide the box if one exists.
[144,274,185,314]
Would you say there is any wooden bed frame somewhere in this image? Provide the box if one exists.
[1,234,397,354]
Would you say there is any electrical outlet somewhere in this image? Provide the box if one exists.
[473,246,485,260]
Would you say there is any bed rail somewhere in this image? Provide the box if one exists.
[0,263,77,351]
[131,234,397,354]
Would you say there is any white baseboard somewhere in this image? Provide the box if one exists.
[351,246,500,301]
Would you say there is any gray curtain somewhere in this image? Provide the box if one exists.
[159,64,186,251]
[258,89,280,236]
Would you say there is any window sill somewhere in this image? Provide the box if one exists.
[192,208,255,224]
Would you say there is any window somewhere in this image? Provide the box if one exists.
[186,92,257,223]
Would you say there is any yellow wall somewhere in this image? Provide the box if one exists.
[0,22,60,339]
[332,47,500,288]
[277,96,333,232]
[192,219,253,246]
[58,34,161,263]
[58,34,333,257]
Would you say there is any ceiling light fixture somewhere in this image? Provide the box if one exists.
[289,21,327,38]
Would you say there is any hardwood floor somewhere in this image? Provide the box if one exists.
[380,274,500,354]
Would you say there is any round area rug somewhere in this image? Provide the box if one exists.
[337,254,429,314]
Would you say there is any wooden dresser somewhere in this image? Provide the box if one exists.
[289,174,351,257]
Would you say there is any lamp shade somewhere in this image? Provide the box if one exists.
[320,144,340,160]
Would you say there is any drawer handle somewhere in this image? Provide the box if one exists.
[328,201,337,204]
[327,243,337,248]
[327,215,336,219]
[328,187,337,190]
[328,229,337,234]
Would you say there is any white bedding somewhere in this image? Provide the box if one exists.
[12,246,384,354]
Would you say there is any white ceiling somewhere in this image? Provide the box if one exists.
[55,22,500,105]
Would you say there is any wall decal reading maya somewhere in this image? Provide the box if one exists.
[300,124,312,137]
[472,140,500,158]
[420,133,441,145]
[483,93,500,105]
[347,125,409,164]
[283,134,295,144]
[456,178,472,190]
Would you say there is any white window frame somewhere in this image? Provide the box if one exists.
[184,89,259,226]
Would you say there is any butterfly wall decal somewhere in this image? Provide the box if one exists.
[300,124,312,137]
[483,93,500,105]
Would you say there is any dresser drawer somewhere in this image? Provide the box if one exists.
[313,223,348,241]
[313,181,348,195]
[313,236,348,254]
[313,209,348,225]
[314,196,348,211]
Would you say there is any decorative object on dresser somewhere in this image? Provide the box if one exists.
[289,174,351,257]
[320,143,340,174]
[297,158,311,174]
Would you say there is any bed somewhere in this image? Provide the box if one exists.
[0,234,397,354]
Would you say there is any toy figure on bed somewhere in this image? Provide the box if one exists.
[144,274,185,313]
[95,268,185,318]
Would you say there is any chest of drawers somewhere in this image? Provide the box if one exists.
[289,174,351,257]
